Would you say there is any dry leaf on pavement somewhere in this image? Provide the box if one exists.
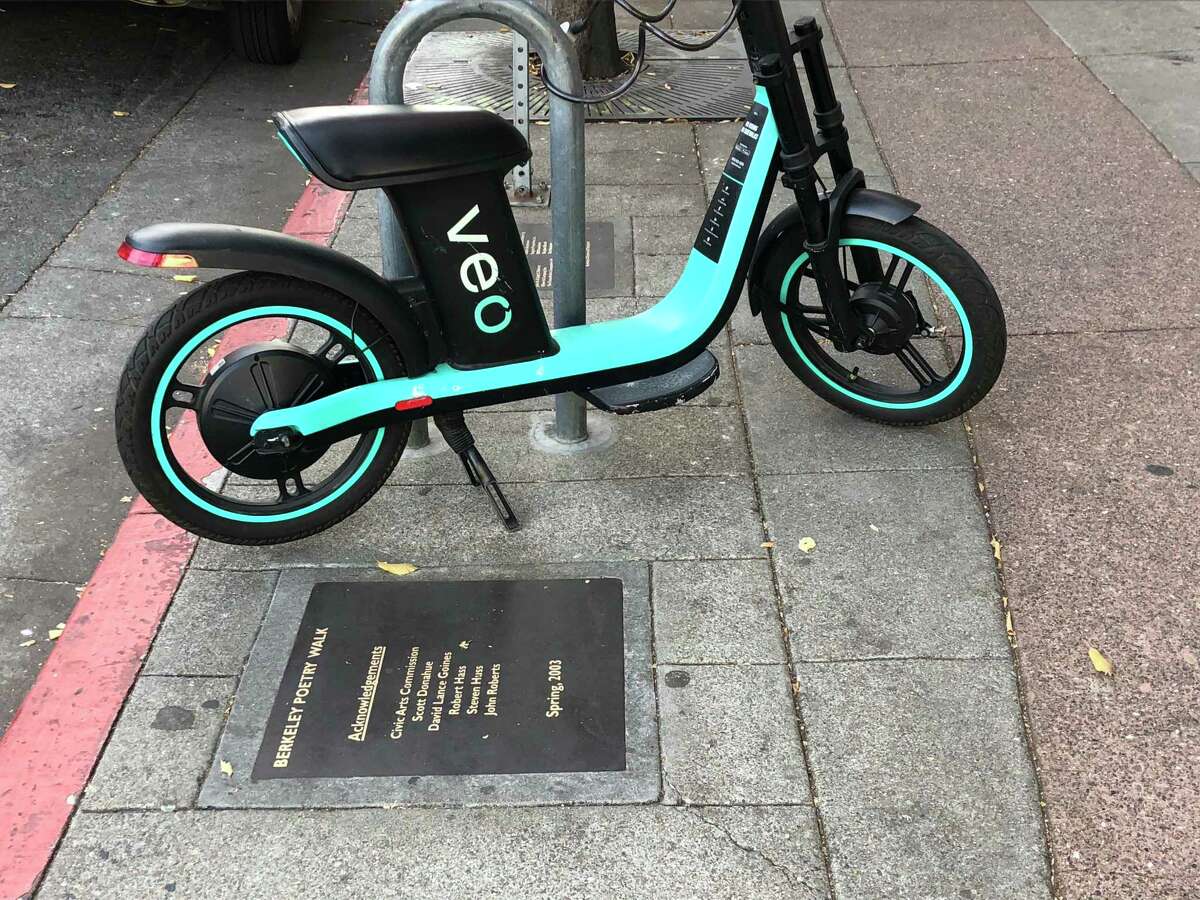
[219,760,234,776]
[1088,647,1114,676]
[377,562,417,576]
[798,537,816,553]
[990,536,1002,562]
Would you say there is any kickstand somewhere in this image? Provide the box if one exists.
[434,412,520,532]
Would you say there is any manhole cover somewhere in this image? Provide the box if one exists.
[405,32,753,121]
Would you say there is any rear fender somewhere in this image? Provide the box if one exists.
[746,188,920,316]
[120,222,432,375]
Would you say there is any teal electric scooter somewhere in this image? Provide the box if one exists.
[113,0,1005,543]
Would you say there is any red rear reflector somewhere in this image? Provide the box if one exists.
[395,396,433,412]
[117,242,197,269]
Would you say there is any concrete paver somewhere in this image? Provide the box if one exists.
[761,471,1005,661]
[797,659,1050,898]
[1030,0,1200,56]
[40,805,830,899]
[143,569,280,677]
[658,664,810,804]
[652,559,787,664]
[735,343,974,475]
[1085,51,1200,165]
[81,676,234,812]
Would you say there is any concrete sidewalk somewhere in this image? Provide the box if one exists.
[27,3,1053,898]
[11,0,1197,897]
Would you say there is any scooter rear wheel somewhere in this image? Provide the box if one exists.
[758,214,1006,426]
[115,272,410,544]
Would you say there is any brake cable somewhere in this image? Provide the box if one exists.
[541,0,744,104]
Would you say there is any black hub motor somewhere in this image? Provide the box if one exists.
[849,282,920,354]
[196,341,346,479]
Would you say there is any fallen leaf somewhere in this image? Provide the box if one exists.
[1088,647,1114,676]
[1005,611,1014,639]
[219,759,234,776]
[868,524,879,533]
[19,639,35,647]
[48,627,63,640]
[990,536,1002,563]
[120,495,133,503]
[377,561,417,576]
[798,537,816,553]
[0,83,15,89]
[760,541,775,549]
[458,640,470,650]
[112,110,129,117]
[173,274,197,283]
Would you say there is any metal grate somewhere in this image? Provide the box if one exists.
[405,32,754,122]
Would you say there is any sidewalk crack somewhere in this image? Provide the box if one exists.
[685,806,817,893]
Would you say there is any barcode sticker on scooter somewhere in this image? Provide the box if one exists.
[694,102,768,263]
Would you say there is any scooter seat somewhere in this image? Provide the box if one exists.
[273,104,530,191]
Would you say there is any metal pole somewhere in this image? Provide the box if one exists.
[370,0,588,445]
[510,34,532,199]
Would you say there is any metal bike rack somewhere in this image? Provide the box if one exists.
[369,0,588,447]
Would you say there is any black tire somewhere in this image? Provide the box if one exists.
[226,0,303,65]
[115,272,410,545]
[757,213,1006,426]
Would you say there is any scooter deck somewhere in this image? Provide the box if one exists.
[580,349,719,415]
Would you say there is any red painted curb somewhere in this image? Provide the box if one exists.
[0,79,364,900]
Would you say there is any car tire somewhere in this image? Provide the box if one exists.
[226,0,303,65]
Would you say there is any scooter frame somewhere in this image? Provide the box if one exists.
[119,2,920,454]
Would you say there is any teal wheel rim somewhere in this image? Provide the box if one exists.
[779,238,972,411]
[151,305,386,523]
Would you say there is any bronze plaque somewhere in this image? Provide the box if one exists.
[253,578,626,780]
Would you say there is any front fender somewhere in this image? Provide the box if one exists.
[121,222,432,375]
[746,188,920,316]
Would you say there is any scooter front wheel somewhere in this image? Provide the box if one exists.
[115,272,410,544]
[758,214,1006,426]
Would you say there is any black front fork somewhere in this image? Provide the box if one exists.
[741,6,882,351]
